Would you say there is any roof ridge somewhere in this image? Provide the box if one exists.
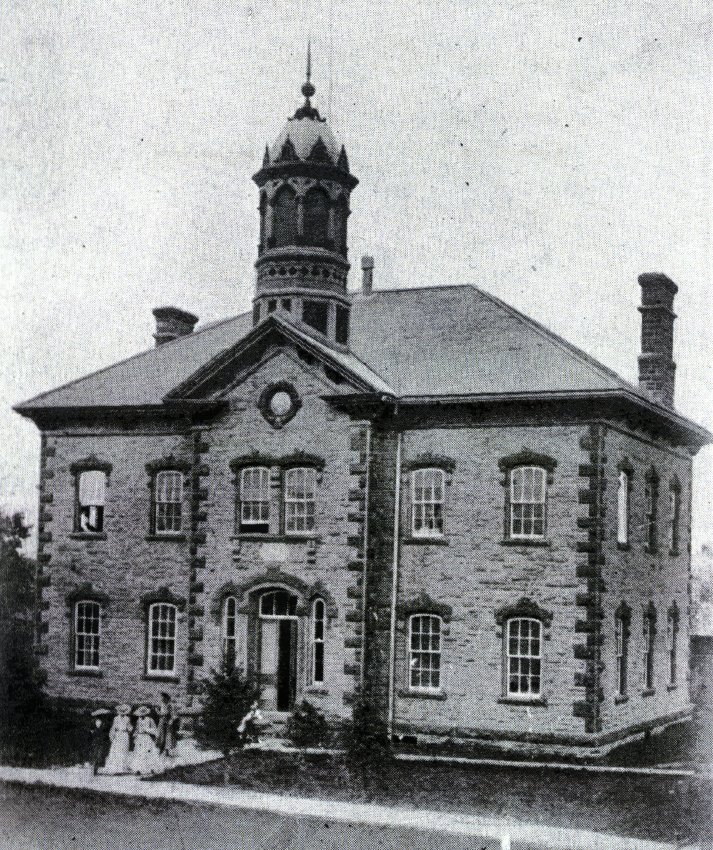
[16,309,251,409]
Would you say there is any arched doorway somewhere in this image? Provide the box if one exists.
[258,589,298,711]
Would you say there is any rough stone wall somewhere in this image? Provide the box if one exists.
[391,425,584,741]
[37,423,193,707]
[598,424,693,735]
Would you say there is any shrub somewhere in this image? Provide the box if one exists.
[286,700,329,748]
[342,693,392,793]
[196,664,261,771]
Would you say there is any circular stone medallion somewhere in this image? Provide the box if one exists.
[258,382,302,429]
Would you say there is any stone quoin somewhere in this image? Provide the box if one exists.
[14,62,711,757]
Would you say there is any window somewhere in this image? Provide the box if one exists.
[506,617,542,698]
[302,300,329,335]
[666,607,678,687]
[77,470,106,533]
[408,614,441,692]
[272,186,297,246]
[615,613,628,696]
[259,589,297,617]
[645,468,659,551]
[510,466,546,540]
[252,302,260,326]
[411,468,445,538]
[303,187,330,245]
[74,600,101,670]
[617,470,630,546]
[147,602,177,676]
[222,596,238,671]
[642,608,656,691]
[335,305,349,345]
[668,482,681,553]
[310,598,326,685]
[153,470,183,534]
[284,468,316,534]
[238,467,270,533]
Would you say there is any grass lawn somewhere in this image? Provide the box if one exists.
[161,748,712,845]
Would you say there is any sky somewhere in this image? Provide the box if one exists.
[1,0,711,553]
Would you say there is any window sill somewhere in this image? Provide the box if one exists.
[304,687,329,696]
[667,683,678,692]
[641,688,656,698]
[498,696,547,707]
[402,536,449,546]
[669,549,680,557]
[397,688,447,701]
[616,542,630,552]
[614,694,629,705]
[231,534,321,543]
[142,673,180,683]
[69,532,107,541]
[145,534,186,542]
[500,539,550,548]
[67,668,103,678]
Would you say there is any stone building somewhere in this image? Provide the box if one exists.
[15,70,711,756]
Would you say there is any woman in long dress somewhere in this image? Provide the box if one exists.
[103,704,132,775]
[156,692,175,757]
[131,705,163,775]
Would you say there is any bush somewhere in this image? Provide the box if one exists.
[196,664,261,761]
[286,700,329,748]
[342,694,392,793]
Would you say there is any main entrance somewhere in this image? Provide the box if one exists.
[259,590,298,711]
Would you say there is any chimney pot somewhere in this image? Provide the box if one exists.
[361,255,374,295]
[637,273,677,408]
[152,306,199,347]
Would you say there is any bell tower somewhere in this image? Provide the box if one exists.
[252,50,358,346]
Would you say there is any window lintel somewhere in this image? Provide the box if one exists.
[70,456,112,477]
[403,454,456,475]
[145,456,191,475]
[397,592,452,623]
[140,587,186,613]
[498,448,557,477]
[65,582,109,608]
[495,596,553,628]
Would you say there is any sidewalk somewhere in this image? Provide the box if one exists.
[0,763,699,850]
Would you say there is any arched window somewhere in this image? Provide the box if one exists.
[666,606,678,687]
[153,470,183,534]
[238,466,270,534]
[77,470,106,533]
[272,186,297,247]
[333,195,348,253]
[505,617,542,698]
[303,187,330,246]
[642,605,656,691]
[222,595,238,670]
[617,469,631,546]
[284,468,316,535]
[74,600,101,670]
[644,467,659,552]
[614,604,631,697]
[408,614,442,692]
[311,598,326,685]
[509,466,546,540]
[411,468,445,537]
[147,602,177,676]
[668,478,681,554]
[258,193,267,247]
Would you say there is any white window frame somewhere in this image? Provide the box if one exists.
[154,470,183,534]
[77,470,107,533]
[411,468,445,538]
[668,487,680,553]
[239,466,270,532]
[642,613,655,691]
[505,617,543,699]
[310,598,326,685]
[408,614,442,693]
[615,615,628,696]
[284,467,316,535]
[259,589,298,619]
[147,602,177,676]
[666,612,677,686]
[617,470,630,546]
[509,466,546,540]
[222,595,238,669]
[74,600,101,670]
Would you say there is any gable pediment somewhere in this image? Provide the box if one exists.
[163,315,389,404]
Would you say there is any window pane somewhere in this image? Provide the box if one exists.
[285,468,316,534]
[148,603,176,674]
[506,618,542,696]
[409,615,441,690]
[75,601,101,668]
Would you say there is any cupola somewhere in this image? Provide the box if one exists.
[252,48,358,347]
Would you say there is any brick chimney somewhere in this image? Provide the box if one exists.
[152,306,198,347]
[638,273,677,408]
[361,255,374,295]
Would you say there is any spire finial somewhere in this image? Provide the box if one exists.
[302,41,316,100]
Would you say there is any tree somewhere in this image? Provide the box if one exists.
[342,693,392,796]
[0,511,43,730]
[195,663,261,783]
